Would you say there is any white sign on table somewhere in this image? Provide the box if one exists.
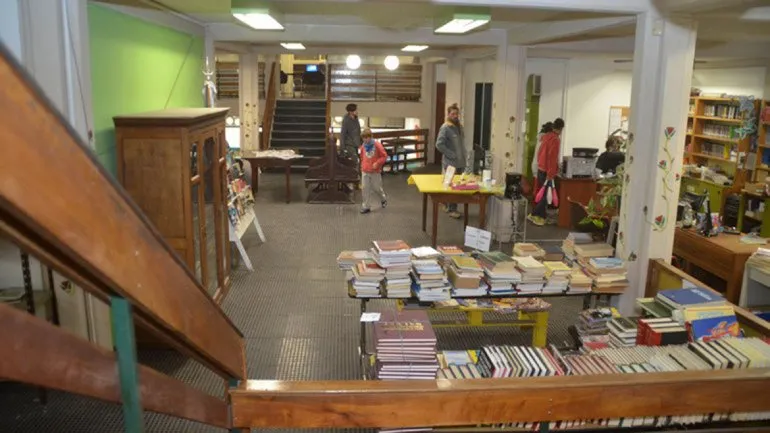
[360,312,381,322]
[442,165,456,188]
[464,226,492,252]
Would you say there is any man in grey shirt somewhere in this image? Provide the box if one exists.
[340,103,361,165]
[435,103,467,219]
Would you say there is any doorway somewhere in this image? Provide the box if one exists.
[473,82,493,173]
[433,82,446,164]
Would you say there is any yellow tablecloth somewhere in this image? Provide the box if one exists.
[407,174,504,195]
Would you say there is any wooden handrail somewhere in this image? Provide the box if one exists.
[0,43,245,380]
[325,61,332,150]
[230,370,770,428]
[260,62,278,150]
[0,303,230,428]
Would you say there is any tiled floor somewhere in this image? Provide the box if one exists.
[0,169,579,432]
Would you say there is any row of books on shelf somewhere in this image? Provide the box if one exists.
[338,239,626,300]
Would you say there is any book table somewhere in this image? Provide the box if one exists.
[352,290,621,379]
[407,174,504,247]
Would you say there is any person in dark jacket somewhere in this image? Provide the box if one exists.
[528,118,565,227]
[435,103,468,219]
[596,136,625,174]
[340,103,361,165]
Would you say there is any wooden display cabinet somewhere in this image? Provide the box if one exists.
[114,108,232,304]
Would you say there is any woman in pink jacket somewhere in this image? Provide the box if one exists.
[359,128,388,214]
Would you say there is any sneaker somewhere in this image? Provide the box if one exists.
[442,204,449,213]
[360,208,371,214]
[527,214,545,226]
[448,211,462,219]
[381,199,388,208]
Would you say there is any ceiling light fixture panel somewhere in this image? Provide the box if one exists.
[232,8,284,31]
[435,13,490,34]
[402,45,429,52]
[281,42,306,50]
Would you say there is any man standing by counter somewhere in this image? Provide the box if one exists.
[528,118,565,227]
[436,103,467,219]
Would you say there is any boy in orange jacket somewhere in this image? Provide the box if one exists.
[359,128,388,214]
[528,118,565,226]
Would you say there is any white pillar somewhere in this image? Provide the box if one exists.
[0,0,23,61]
[617,12,697,314]
[445,56,465,119]
[280,53,293,96]
[491,43,527,184]
[239,52,260,151]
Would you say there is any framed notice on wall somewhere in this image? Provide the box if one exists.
[608,106,630,135]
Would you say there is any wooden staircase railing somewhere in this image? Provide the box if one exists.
[4,41,770,432]
[260,62,278,150]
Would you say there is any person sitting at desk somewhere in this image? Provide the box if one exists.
[596,136,625,174]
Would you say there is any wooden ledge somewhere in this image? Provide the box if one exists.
[231,370,770,428]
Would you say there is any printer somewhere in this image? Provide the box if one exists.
[562,147,599,178]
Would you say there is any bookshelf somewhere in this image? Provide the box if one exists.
[682,96,759,211]
[216,61,266,100]
[756,99,770,180]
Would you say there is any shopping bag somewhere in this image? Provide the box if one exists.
[535,184,547,203]
[548,180,559,208]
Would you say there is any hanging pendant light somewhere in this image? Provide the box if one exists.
[346,54,361,70]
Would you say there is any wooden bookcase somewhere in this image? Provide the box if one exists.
[114,108,232,303]
[756,99,770,179]
[682,96,759,211]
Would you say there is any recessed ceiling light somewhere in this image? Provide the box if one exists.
[346,55,361,70]
[280,42,305,50]
[435,13,490,34]
[232,9,284,30]
[384,56,400,71]
[402,45,429,52]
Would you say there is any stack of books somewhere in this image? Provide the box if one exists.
[411,246,441,260]
[583,257,629,293]
[477,251,520,295]
[655,287,725,311]
[372,240,413,298]
[573,242,614,262]
[336,250,371,271]
[561,232,592,260]
[349,260,384,297]
[437,245,465,267]
[542,261,571,293]
[636,317,688,346]
[436,350,482,378]
[682,305,740,343]
[577,307,619,336]
[447,256,486,297]
[607,316,638,347]
[513,243,546,258]
[411,258,451,301]
[513,256,546,293]
[374,310,439,380]
[567,266,593,293]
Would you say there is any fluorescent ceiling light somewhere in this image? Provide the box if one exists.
[280,42,305,50]
[232,9,284,30]
[402,45,429,52]
[384,55,400,71]
[435,13,490,34]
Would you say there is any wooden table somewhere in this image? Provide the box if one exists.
[241,156,301,203]
[555,176,599,228]
[672,228,763,304]
[407,175,503,247]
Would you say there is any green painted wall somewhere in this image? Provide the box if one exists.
[89,4,204,175]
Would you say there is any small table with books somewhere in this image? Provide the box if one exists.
[407,174,503,247]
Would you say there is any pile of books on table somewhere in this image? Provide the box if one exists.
[636,317,688,346]
[437,245,465,267]
[436,350,482,378]
[561,232,593,261]
[336,250,371,271]
[477,251,519,296]
[542,261,571,293]
[411,257,451,301]
[350,260,384,297]
[513,256,546,293]
[372,240,413,298]
[447,256,486,297]
[574,242,614,262]
[374,310,439,380]
[583,257,629,293]
[567,266,593,293]
[513,242,546,258]
[607,316,638,347]
[577,307,619,336]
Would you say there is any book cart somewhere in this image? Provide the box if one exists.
[3,48,770,433]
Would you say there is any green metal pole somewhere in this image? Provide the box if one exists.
[111,296,144,433]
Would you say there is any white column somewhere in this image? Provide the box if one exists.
[617,12,697,314]
[0,0,23,61]
[280,54,293,96]
[491,43,527,183]
[239,52,260,151]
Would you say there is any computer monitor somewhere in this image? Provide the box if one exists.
[305,64,318,72]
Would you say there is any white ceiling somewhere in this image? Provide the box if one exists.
[97,0,770,61]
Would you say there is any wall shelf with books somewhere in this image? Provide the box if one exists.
[682,96,759,212]
[755,100,770,180]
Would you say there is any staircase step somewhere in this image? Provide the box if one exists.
[274,115,326,124]
[276,108,327,117]
[271,139,327,148]
[272,131,326,140]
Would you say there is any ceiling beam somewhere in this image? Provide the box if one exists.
[248,46,456,58]
[431,0,650,13]
[208,22,506,46]
[656,0,762,13]
[508,16,634,45]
